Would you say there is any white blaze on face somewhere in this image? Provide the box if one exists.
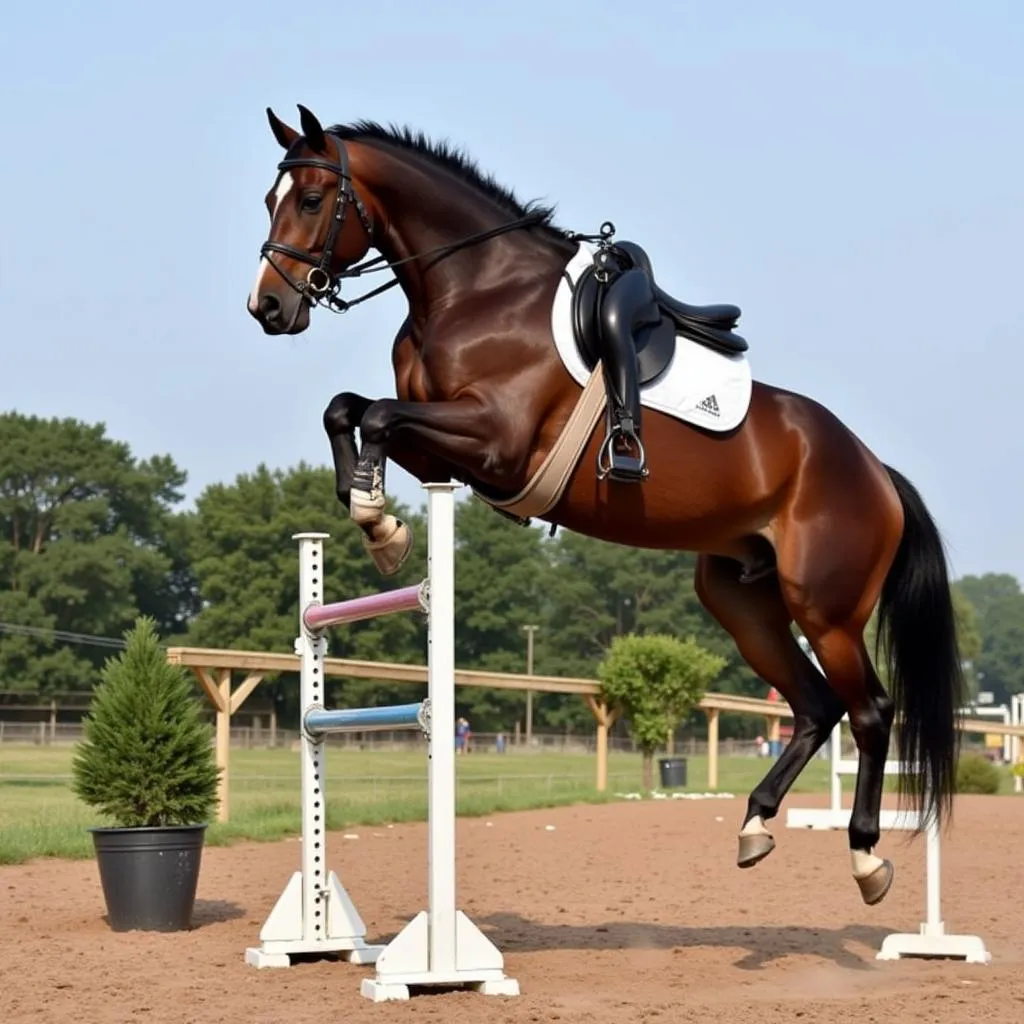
[248,172,296,311]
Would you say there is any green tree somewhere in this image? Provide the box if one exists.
[951,585,983,663]
[954,573,1024,704]
[950,584,983,698]
[863,581,983,697]
[537,529,761,734]
[451,498,553,732]
[597,632,726,789]
[0,412,194,694]
[956,573,1022,620]
[71,617,220,827]
[540,532,705,674]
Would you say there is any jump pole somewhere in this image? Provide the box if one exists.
[244,482,519,1001]
[784,641,990,963]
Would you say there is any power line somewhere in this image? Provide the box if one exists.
[0,621,128,651]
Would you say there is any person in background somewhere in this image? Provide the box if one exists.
[456,717,471,755]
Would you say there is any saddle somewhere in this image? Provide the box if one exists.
[570,239,747,482]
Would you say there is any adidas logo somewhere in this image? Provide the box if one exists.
[697,394,720,417]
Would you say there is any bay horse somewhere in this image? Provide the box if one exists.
[247,105,964,907]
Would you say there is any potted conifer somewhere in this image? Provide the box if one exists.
[71,616,221,931]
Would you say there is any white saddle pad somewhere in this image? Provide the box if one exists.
[550,242,753,433]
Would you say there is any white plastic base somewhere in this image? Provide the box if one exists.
[361,976,521,1002]
[785,807,917,831]
[877,925,991,964]
[244,870,384,968]
[245,945,380,968]
[359,910,520,1001]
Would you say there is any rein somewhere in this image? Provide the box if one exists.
[321,210,558,314]
[259,131,614,315]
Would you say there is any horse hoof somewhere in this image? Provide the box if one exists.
[855,859,894,905]
[363,517,413,576]
[737,831,776,869]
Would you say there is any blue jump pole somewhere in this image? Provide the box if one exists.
[304,701,430,736]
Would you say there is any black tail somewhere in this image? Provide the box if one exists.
[876,465,965,830]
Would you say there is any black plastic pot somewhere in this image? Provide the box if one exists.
[90,824,207,932]
[658,757,688,789]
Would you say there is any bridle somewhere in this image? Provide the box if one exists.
[259,134,374,314]
[257,131,590,317]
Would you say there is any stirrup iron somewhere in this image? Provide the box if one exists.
[597,424,648,483]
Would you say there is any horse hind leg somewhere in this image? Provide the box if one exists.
[773,524,901,905]
[798,625,896,905]
[694,555,846,869]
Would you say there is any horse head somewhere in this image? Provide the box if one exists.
[247,105,374,334]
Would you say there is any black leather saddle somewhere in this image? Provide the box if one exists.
[571,262,674,387]
[569,240,748,386]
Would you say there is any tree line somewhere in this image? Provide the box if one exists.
[1,411,1020,735]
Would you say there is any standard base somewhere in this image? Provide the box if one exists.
[877,927,991,964]
[245,943,382,969]
[359,910,520,1002]
[785,808,917,831]
[361,977,521,1002]
[244,870,383,969]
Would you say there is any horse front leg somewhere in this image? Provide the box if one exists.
[350,396,517,575]
[323,391,373,510]
[324,392,467,576]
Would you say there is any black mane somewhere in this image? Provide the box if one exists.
[327,120,570,242]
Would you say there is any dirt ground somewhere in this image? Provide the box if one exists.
[4,793,1022,1024]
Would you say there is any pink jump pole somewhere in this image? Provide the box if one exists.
[303,582,427,631]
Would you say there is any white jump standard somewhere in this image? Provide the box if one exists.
[244,482,520,1001]
[243,535,428,971]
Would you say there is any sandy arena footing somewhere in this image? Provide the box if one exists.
[3,793,1022,1024]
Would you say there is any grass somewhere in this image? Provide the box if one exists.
[0,742,1014,865]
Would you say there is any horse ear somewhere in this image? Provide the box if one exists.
[297,104,327,153]
[266,107,299,150]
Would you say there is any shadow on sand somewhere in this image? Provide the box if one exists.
[475,912,894,971]
[189,899,247,927]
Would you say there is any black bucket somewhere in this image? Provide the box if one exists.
[658,757,688,789]
[90,824,207,932]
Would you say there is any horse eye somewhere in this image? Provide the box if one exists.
[301,194,322,213]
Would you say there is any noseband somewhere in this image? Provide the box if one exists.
[259,134,374,312]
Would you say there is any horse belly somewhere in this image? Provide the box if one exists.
[550,400,787,553]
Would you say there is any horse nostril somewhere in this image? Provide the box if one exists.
[259,293,282,320]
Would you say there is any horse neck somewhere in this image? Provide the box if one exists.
[353,144,571,316]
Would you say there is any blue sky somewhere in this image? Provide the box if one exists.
[1,1,1021,582]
